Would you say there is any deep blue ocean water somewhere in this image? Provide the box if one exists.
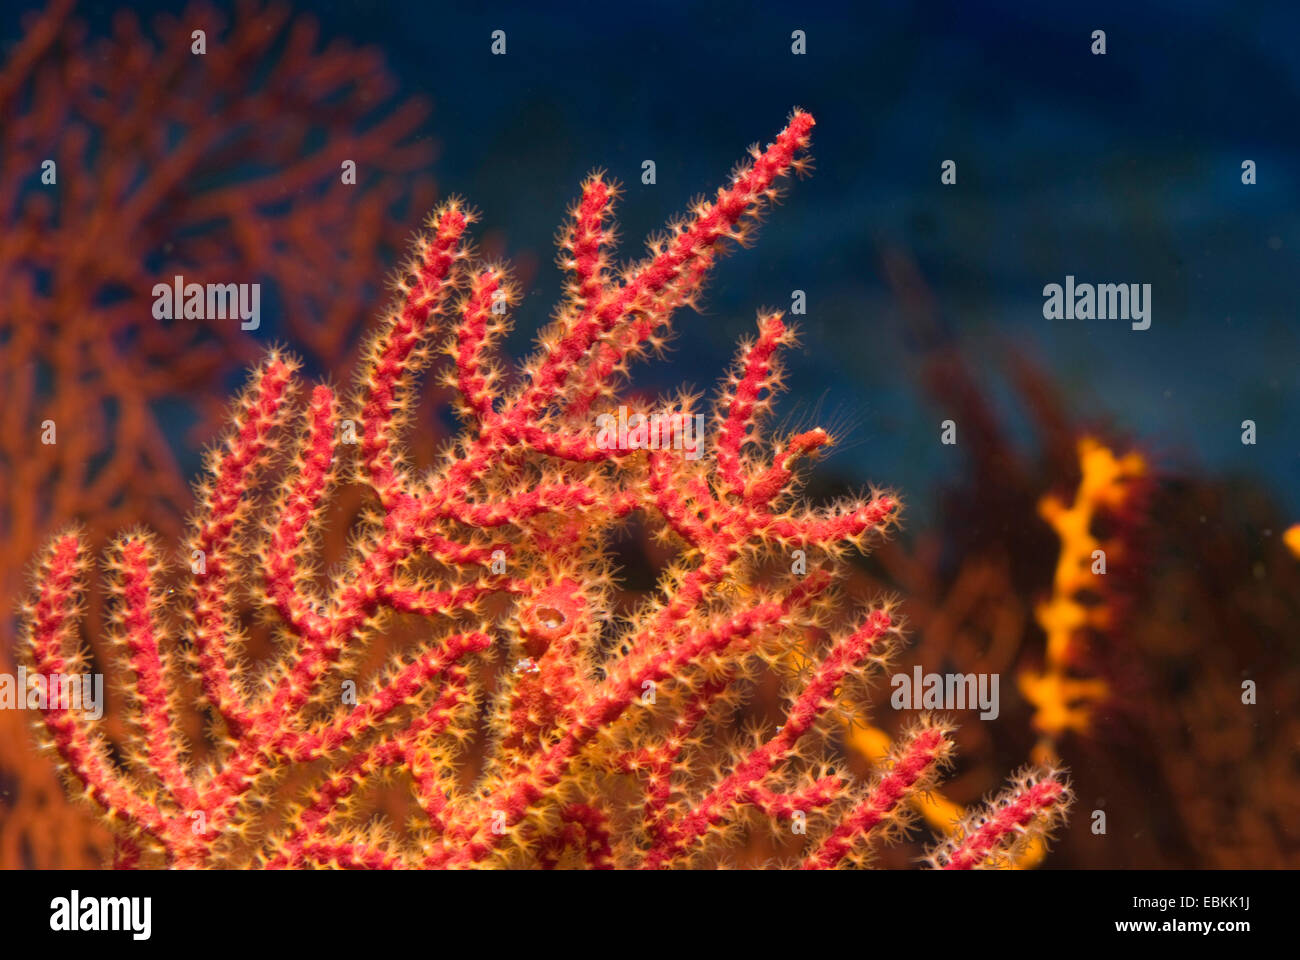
[7,0,1297,523]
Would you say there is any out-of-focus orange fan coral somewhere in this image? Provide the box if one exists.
[0,0,435,868]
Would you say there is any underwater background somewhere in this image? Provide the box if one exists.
[280,0,1300,524]
[11,0,1296,521]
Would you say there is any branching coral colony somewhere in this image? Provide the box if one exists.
[22,111,1073,869]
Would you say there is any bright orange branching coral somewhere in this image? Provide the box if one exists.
[1019,437,1146,752]
[22,112,1071,868]
[844,437,1143,870]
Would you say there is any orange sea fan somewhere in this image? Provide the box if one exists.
[20,111,1072,868]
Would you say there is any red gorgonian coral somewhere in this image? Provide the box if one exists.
[21,111,1072,868]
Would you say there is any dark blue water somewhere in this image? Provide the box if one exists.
[9,0,1297,520]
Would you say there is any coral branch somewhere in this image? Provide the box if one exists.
[20,110,1071,870]
[803,719,953,869]
[926,768,1074,870]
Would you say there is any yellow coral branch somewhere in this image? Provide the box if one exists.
[1019,437,1145,740]
[837,437,1142,870]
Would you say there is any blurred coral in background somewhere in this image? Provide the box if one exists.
[821,248,1300,868]
[0,0,434,867]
